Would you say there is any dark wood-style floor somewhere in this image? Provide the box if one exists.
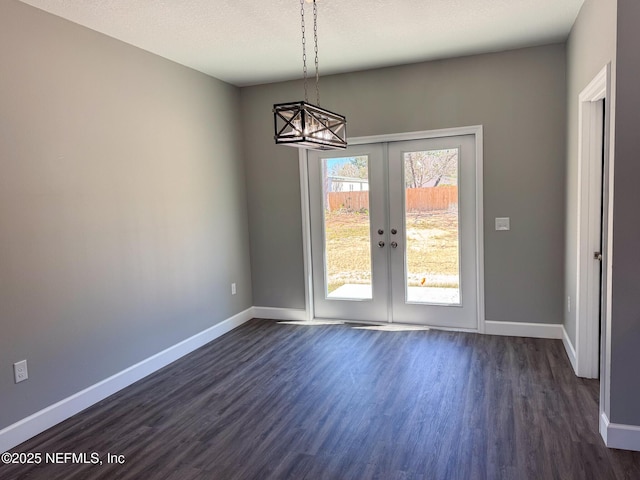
[3,319,640,480]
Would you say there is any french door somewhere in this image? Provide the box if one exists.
[308,132,480,329]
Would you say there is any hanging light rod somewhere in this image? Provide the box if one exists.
[273,0,347,151]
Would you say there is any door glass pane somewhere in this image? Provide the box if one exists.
[322,156,372,299]
[403,148,460,305]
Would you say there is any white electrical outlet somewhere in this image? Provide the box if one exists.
[14,360,28,383]
[231,283,237,295]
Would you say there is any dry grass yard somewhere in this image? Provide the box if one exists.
[325,209,459,293]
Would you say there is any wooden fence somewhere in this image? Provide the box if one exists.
[405,185,458,212]
[327,191,370,212]
[327,186,458,212]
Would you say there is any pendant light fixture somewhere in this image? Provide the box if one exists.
[273,0,347,150]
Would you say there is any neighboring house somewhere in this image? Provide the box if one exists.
[327,175,370,192]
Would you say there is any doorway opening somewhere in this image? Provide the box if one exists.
[575,66,610,381]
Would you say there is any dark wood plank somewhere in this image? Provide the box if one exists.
[2,319,640,479]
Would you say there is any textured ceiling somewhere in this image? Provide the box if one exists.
[19,0,584,86]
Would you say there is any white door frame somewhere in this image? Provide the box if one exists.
[575,64,612,381]
[299,125,485,331]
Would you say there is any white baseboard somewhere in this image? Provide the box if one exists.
[600,412,640,452]
[484,320,564,339]
[252,306,308,321]
[562,325,578,373]
[0,308,253,453]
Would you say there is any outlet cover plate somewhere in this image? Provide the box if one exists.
[14,360,28,383]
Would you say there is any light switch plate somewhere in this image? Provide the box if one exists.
[495,217,510,231]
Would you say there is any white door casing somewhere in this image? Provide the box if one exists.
[576,65,611,380]
[303,126,484,330]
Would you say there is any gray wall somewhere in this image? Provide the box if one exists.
[564,0,617,346]
[565,0,640,428]
[610,0,640,426]
[0,0,252,429]
[242,45,567,324]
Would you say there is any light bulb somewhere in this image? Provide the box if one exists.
[292,118,302,135]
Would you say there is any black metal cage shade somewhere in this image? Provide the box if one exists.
[273,101,347,150]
